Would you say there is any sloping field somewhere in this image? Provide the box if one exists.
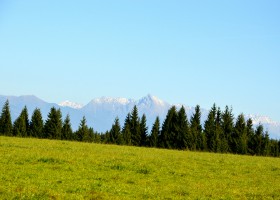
[0,136,279,199]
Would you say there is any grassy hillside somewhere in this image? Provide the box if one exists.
[0,136,279,199]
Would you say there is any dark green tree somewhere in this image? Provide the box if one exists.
[221,106,234,153]
[233,114,247,154]
[190,105,203,150]
[254,124,264,156]
[159,106,178,149]
[149,116,160,147]
[109,117,122,144]
[246,118,255,155]
[30,108,44,138]
[75,116,90,142]
[177,106,189,150]
[140,114,148,146]
[43,107,63,139]
[13,106,29,137]
[204,104,217,152]
[130,106,141,146]
[215,107,222,152]
[61,114,73,140]
[270,139,279,157]
[122,113,132,145]
[0,100,13,136]
[262,131,270,156]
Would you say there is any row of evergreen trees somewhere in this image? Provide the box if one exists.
[0,100,279,157]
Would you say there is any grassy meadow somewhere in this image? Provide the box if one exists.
[0,136,279,199]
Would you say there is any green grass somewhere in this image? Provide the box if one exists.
[0,136,280,199]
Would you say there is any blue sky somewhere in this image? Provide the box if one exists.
[0,0,279,121]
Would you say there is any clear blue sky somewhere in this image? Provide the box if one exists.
[0,0,279,121]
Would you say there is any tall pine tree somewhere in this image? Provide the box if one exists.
[122,113,132,145]
[159,106,178,149]
[177,106,189,150]
[43,107,63,139]
[75,116,90,142]
[190,105,203,150]
[254,124,264,156]
[149,116,160,147]
[221,106,234,153]
[0,100,13,136]
[61,114,73,140]
[140,114,148,146]
[130,106,141,146]
[233,114,247,154]
[30,108,44,138]
[13,106,29,137]
[109,117,122,144]
[204,104,217,152]
[246,118,255,155]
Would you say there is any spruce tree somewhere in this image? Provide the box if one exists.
[159,106,178,149]
[130,106,141,146]
[246,118,255,155]
[215,107,222,152]
[109,117,121,144]
[30,108,44,138]
[204,104,217,152]
[122,113,132,145]
[262,131,270,156]
[13,106,29,137]
[221,106,234,153]
[43,107,63,139]
[149,116,160,147]
[0,100,13,136]
[76,116,90,142]
[61,114,73,140]
[140,114,148,146]
[254,124,264,156]
[233,114,247,154]
[190,105,203,151]
[177,106,189,150]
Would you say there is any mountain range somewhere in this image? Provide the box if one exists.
[0,94,279,139]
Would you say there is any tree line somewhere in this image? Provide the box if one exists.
[0,100,279,157]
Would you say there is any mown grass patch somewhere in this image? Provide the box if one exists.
[0,136,280,199]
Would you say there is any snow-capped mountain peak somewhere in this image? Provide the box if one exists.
[59,100,83,109]
[138,94,168,107]
[90,97,134,105]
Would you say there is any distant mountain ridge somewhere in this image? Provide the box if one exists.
[0,94,279,139]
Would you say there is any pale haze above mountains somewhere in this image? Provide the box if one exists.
[0,95,279,139]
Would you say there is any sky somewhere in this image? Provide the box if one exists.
[0,0,279,121]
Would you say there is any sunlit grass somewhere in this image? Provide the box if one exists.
[0,136,279,199]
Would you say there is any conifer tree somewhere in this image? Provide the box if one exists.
[159,106,178,149]
[30,108,44,138]
[177,106,189,150]
[262,131,270,156]
[122,113,132,145]
[130,106,141,146]
[246,118,255,155]
[254,124,264,155]
[221,106,234,153]
[43,107,63,139]
[109,117,121,144]
[215,107,222,152]
[61,114,73,140]
[0,100,13,136]
[234,114,247,154]
[190,105,203,150]
[140,114,148,146]
[76,116,90,142]
[204,104,217,151]
[149,116,160,147]
[13,106,29,137]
